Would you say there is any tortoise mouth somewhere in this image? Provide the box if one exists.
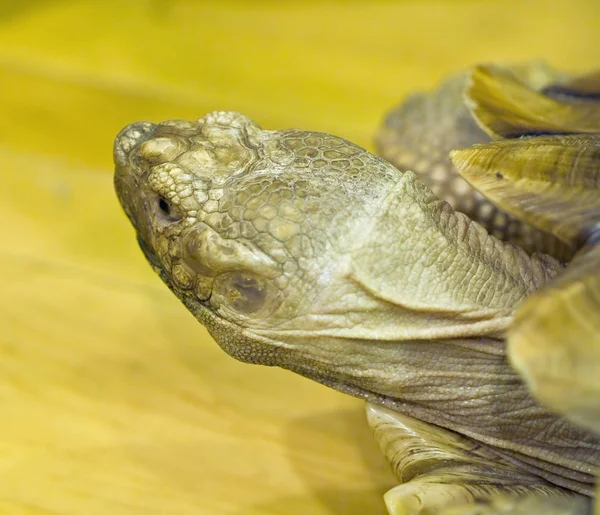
[137,234,161,268]
[136,233,174,288]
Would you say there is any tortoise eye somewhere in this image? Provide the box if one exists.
[158,197,171,215]
[156,196,182,222]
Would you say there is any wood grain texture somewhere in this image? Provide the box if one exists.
[1,1,599,513]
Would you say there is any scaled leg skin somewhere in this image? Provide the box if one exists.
[366,403,591,515]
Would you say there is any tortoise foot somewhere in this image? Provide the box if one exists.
[367,403,591,515]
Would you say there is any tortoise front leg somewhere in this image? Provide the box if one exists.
[366,403,591,515]
[439,494,592,515]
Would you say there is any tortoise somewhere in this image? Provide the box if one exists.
[113,62,600,514]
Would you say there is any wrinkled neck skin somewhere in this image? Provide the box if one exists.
[114,115,599,494]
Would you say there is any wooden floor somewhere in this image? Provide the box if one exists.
[1,1,599,514]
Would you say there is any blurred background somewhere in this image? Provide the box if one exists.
[1,1,599,514]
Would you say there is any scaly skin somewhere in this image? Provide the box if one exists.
[114,111,600,499]
[375,63,574,261]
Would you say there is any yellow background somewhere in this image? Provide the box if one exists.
[2,1,599,514]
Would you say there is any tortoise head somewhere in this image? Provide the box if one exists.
[114,111,417,369]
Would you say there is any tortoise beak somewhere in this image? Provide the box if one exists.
[136,234,161,269]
